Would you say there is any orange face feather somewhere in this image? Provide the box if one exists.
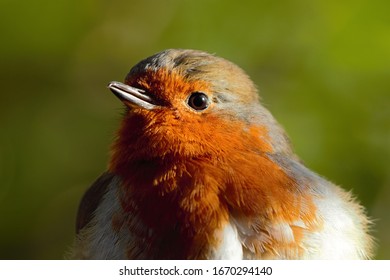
[73,49,373,260]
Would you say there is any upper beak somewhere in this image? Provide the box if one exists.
[107,81,157,110]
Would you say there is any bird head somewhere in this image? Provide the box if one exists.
[108,49,292,165]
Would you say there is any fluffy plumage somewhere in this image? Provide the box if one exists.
[72,49,374,259]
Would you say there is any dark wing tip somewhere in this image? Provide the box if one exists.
[75,172,115,234]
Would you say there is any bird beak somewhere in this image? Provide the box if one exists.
[107,81,157,110]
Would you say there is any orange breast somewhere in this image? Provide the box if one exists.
[108,69,317,259]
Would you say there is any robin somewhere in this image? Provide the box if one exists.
[72,49,374,259]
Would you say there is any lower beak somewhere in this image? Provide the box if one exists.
[107,81,157,110]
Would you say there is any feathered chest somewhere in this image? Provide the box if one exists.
[106,152,314,259]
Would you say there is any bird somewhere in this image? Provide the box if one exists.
[71,49,374,260]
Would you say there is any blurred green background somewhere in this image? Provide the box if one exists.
[0,0,389,259]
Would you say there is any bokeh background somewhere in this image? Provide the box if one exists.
[0,0,389,259]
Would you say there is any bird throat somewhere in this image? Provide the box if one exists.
[108,109,316,259]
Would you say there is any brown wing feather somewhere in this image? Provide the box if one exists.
[75,172,115,233]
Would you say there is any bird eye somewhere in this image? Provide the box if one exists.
[187,92,209,111]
